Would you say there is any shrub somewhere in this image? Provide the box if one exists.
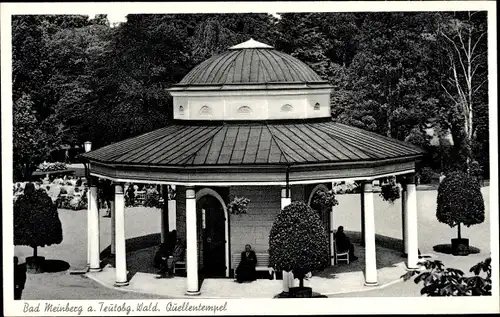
[418,167,436,184]
[436,171,485,240]
[227,197,250,215]
[144,192,162,208]
[402,258,491,296]
[269,201,329,288]
[14,184,63,258]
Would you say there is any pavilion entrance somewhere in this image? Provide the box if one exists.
[198,195,226,278]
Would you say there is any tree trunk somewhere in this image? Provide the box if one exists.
[299,278,304,288]
[33,246,38,258]
[457,223,462,240]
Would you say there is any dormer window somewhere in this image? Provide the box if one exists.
[237,106,252,114]
[281,104,293,112]
[199,105,212,115]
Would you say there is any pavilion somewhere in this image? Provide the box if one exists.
[81,39,425,296]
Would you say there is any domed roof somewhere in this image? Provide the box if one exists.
[176,39,327,86]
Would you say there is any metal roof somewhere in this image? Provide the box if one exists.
[82,120,425,167]
[175,47,326,86]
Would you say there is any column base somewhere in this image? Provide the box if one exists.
[114,281,129,287]
[89,267,102,272]
[185,290,201,296]
[406,265,423,271]
[364,281,379,287]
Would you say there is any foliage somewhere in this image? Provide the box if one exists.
[312,190,339,209]
[12,12,489,181]
[36,162,67,172]
[436,171,485,237]
[14,187,63,251]
[418,167,438,184]
[144,192,162,208]
[227,197,250,215]
[402,258,491,296]
[269,201,329,286]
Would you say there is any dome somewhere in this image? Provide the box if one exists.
[176,39,327,86]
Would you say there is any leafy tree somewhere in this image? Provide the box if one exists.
[436,11,488,172]
[14,185,63,259]
[269,201,329,290]
[436,171,485,240]
[402,258,491,296]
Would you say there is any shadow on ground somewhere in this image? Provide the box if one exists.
[433,244,480,255]
[314,231,405,278]
[22,260,71,274]
[100,233,162,279]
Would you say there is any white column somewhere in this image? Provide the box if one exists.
[280,186,291,209]
[89,185,101,272]
[168,199,177,231]
[114,183,128,286]
[360,187,365,246]
[401,183,408,255]
[87,188,91,267]
[363,181,378,286]
[185,186,200,295]
[406,174,419,270]
[280,186,294,291]
[329,206,335,266]
[110,201,116,255]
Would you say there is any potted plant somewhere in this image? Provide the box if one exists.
[227,197,250,215]
[269,201,329,298]
[14,183,63,273]
[436,171,485,256]
[379,176,400,203]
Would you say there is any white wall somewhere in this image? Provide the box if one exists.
[172,90,331,121]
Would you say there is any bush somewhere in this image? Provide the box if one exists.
[144,193,161,208]
[14,184,63,257]
[269,201,329,288]
[436,171,485,240]
[402,258,491,296]
[418,167,437,184]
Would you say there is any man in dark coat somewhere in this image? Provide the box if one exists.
[236,244,257,283]
[335,226,358,261]
[157,237,185,278]
[14,256,26,300]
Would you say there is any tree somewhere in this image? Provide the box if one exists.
[402,258,491,296]
[438,11,488,171]
[14,185,63,269]
[269,201,329,294]
[436,171,484,253]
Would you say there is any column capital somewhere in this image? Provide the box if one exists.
[114,183,124,194]
[281,186,291,198]
[186,186,196,199]
[363,181,373,192]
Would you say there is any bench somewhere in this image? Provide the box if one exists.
[232,252,275,280]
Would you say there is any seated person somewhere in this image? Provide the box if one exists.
[157,238,185,278]
[235,244,257,283]
[335,226,358,261]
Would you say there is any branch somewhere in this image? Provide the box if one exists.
[441,83,458,105]
[471,31,487,56]
[473,79,488,94]
[442,31,468,81]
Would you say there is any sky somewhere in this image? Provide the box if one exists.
[87,12,281,26]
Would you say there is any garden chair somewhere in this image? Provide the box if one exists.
[335,241,349,264]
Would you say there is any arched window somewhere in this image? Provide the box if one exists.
[281,104,293,112]
[314,103,320,110]
[237,106,252,114]
[199,105,212,115]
